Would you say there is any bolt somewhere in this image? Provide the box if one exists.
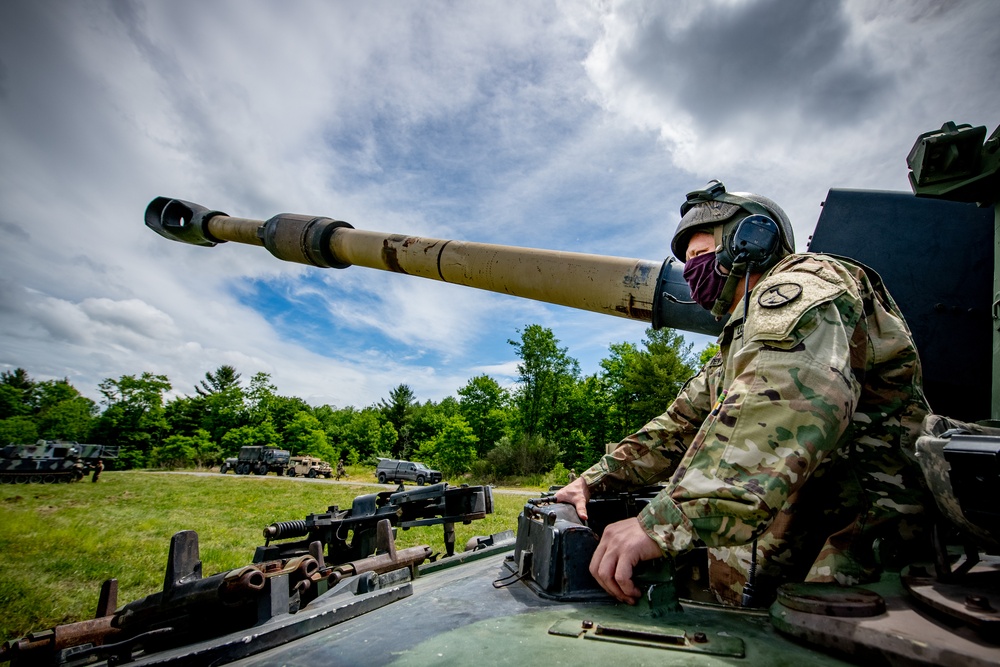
[965,595,995,612]
[581,620,594,629]
[693,632,708,643]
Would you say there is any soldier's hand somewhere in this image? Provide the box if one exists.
[553,477,590,521]
[589,517,663,605]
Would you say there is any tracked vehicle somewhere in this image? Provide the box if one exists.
[2,121,997,666]
[0,440,118,484]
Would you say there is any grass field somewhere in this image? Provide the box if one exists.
[0,471,529,641]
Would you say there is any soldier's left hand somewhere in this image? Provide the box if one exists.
[589,517,663,605]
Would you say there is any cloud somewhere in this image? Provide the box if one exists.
[0,0,997,412]
[581,0,1000,245]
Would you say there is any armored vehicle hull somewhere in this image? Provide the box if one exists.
[0,441,117,484]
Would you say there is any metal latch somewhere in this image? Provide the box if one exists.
[548,619,745,658]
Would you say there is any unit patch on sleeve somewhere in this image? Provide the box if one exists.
[757,283,803,308]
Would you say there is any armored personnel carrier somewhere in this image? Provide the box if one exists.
[0,440,118,484]
[1,121,996,666]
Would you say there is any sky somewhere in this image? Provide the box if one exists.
[0,0,997,410]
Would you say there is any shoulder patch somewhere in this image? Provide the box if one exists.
[745,271,846,343]
[757,283,802,308]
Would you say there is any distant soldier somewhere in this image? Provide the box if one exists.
[567,468,577,483]
[336,459,346,481]
[91,458,104,483]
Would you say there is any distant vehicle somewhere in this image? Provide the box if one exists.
[375,458,442,485]
[285,456,332,479]
[0,440,118,484]
[219,446,290,476]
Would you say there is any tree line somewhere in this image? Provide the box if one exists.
[0,325,717,482]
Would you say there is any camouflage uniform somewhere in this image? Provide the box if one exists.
[582,253,930,605]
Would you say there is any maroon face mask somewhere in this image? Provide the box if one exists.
[682,252,727,310]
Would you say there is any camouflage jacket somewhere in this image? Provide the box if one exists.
[581,253,930,605]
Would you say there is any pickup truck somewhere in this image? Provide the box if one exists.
[375,459,442,485]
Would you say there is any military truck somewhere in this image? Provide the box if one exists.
[0,440,118,484]
[219,445,290,476]
[285,455,332,478]
[4,120,991,666]
[375,458,442,485]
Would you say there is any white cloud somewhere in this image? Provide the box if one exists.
[0,0,996,410]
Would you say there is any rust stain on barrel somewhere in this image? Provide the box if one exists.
[381,239,407,274]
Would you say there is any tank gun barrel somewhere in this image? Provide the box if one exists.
[145,197,723,336]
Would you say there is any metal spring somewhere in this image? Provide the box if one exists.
[263,519,309,541]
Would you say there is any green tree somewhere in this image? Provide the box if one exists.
[508,325,579,439]
[150,433,198,468]
[0,369,35,419]
[220,421,280,456]
[624,328,696,425]
[91,372,171,468]
[340,408,397,463]
[193,365,245,443]
[36,395,96,441]
[486,433,559,478]
[195,365,242,397]
[0,416,38,444]
[457,375,511,456]
[284,411,336,461]
[600,340,643,436]
[31,379,96,441]
[164,394,206,437]
[405,401,451,460]
[699,342,720,366]
[245,372,279,423]
[418,414,478,476]
[149,430,219,469]
[559,376,610,471]
[378,384,416,457]
[0,371,95,442]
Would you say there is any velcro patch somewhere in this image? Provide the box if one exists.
[758,283,803,308]
[745,272,845,343]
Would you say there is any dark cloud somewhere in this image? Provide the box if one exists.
[0,219,30,242]
[618,0,892,126]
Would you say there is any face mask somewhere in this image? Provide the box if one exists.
[682,252,727,310]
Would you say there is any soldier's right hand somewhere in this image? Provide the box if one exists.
[554,477,590,521]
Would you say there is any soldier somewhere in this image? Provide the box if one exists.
[555,181,930,607]
[567,468,577,483]
[91,458,104,483]
[336,459,346,481]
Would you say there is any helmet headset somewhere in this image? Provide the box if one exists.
[673,180,793,318]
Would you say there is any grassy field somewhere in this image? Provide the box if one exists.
[0,471,529,641]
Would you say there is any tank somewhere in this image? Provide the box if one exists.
[2,121,997,666]
[0,440,118,484]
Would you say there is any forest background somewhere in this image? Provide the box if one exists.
[1,325,716,483]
